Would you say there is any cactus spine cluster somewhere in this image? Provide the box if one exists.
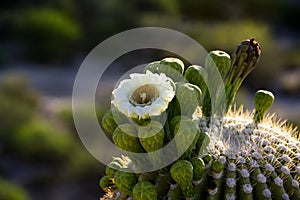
[100,39,300,200]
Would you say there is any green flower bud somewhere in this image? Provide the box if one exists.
[225,38,261,112]
[99,176,113,190]
[114,170,138,195]
[254,90,274,123]
[144,61,160,74]
[132,181,157,200]
[105,158,123,178]
[184,65,207,92]
[113,124,144,153]
[202,154,213,164]
[190,157,205,181]
[160,57,185,74]
[170,160,194,198]
[211,160,224,174]
[144,57,185,82]
[138,121,164,153]
[175,83,202,117]
[138,121,164,167]
[205,50,231,79]
[101,108,128,135]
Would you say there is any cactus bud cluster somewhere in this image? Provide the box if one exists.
[100,39,299,200]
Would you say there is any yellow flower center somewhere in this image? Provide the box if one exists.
[129,84,159,106]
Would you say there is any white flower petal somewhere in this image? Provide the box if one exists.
[111,71,175,119]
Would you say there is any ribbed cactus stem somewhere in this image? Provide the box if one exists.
[268,155,300,200]
[207,160,224,200]
[250,166,271,200]
[225,38,261,112]
[254,90,274,123]
[194,163,211,199]
[270,172,289,200]
[224,162,237,200]
[238,164,253,200]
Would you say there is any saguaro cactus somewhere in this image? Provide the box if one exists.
[99,39,300,200]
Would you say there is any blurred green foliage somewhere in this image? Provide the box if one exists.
[12,8,81,61]
[0,75,38,143]
[12,119,73,162]
[0,179,29,200]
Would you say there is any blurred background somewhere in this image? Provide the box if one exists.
[0,0,299,199]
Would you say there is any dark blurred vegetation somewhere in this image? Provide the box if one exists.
[0,0,299,199]
[0,75,104,199]
[0,0,299,89]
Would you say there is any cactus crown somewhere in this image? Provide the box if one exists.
[100,39,300,200]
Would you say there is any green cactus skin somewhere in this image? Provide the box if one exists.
[184,65,207,92]
[224,161,237,200]
[202,50,231,117]
[112,124,144,153]
[268,171,288,200]
[170,160,195,198]
[194,131,210,157]
[99,176,114,190]
[143,61,161,74]
[202,154,213,165]
[100,40,300,200]
[174,118,200,160]
[114,170,138,196]
[194,163,211,199]
[206,50,232,79]
[132,181,157,200]
[155,173,172,197]
[190,157,205,181]
[137,121,164,152]
[254,90,274,123]
[211,160,224,174]
[225,38,261,112]
[138,171,158,182]
[138,121,165,167]
[237,164,253,200]
[160,57,185,74]
[167,183,184,199]
[251,167,271,200]
[169,115,191,137]
[101,108,128,135]
[207,161,224,200]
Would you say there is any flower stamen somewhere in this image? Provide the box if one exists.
[129,84,159,106]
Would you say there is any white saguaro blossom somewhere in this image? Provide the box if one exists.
[111,71,175,119]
